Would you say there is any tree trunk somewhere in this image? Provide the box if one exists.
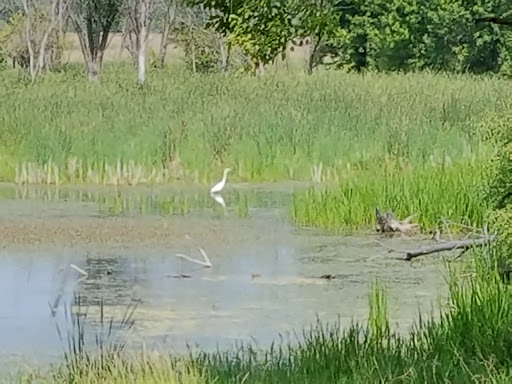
[58,0,64,39]
[87,58,101,82]
[218,35,228,73]
[21,0,35,80]
[137,0,147,85]
[158,23,170,69]
[305,35,323,75]
[257,61,265,77]
[157,0,176,69]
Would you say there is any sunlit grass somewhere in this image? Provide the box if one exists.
[0,65,508,186]
[292,159,488,231]
[10,249,512,383]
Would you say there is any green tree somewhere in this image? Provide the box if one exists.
[69,0,125,81]
[187,0,296,75]
[294,0,341,74]
[328,0,512,74]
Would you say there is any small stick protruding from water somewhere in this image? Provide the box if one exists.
[69,263,88,277]
[175,246,212,268]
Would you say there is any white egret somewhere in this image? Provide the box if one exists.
[210,168,231,194]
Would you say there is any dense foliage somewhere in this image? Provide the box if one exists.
[1,0,511,75]
[329,0,512,74]
[182,0,512,74]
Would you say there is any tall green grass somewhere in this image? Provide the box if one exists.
[0,64,508,186]
[189,252,512,383]
[11,249,512,383]
[292,159,489,231]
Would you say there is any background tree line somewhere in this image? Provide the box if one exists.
[0,0,510,84]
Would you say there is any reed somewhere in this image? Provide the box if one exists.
[0,65,507,187]
[292,159,488,231]
[11,249,512,383]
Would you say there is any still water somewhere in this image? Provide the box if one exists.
[0,183,449,370]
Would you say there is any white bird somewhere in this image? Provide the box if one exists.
[210,168,231,194]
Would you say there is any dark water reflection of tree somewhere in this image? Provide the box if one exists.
[72,254,146,308]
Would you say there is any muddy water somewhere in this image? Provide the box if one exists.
[0,183,450,371]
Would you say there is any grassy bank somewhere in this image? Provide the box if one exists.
[292,159,489,231]
[1,65,504,230]
[0,65,507,186]
[10,252,512,383]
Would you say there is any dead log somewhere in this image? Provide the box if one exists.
[403,235,496,261]
[375,208,420,235]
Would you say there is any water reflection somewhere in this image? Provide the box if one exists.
[0,184,449,373]
[210,192,226,213]
[75,255,142,307]
[0,183,292,219]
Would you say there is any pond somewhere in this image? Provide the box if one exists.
[0,183,449,372]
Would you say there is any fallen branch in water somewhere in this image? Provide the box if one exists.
[174,234,213,268]
[373,212,497,261]
[69,263,88,277]
[403,235,497,261]
[175,246,212,268]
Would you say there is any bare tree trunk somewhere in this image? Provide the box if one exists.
[157,0,177,69]
[21,0,36,80]
[36,1,60,75]
[87,57,101,82]
[58,0,64,39]
[304,35,323,75]
[191,40,196,73]
[158,23,170,69]
[21,0,63,82]
[69,0,122,82]
[218,34,228,73]
[188,12,196,73]
[119,19,128,59]
[137,0,148,85]
[257,61,265,77]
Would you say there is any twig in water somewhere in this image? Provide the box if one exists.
[431,228,441,243]
[175,246,212,268]
[453,248,469,260]
[69,263,88,277]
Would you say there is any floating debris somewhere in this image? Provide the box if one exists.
[166,274,192,279]
[318,274,337,280]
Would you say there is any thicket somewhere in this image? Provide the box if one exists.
[0,1,511,76]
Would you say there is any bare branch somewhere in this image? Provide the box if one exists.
[69,263,88,276]
[403,235,496,261]
[21,0,35,79]
[175,246,212,268]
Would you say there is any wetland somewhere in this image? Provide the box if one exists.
[0,68,511,382]
[0,183,448,373]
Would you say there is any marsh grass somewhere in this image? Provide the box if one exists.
[192,252,512,383]
[0,65,508,187]
[2,66,502,228]
[43,295,204,384]
[14,249,512,383]
[292,159,488,231]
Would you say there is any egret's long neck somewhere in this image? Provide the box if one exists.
[222,170,229,182]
